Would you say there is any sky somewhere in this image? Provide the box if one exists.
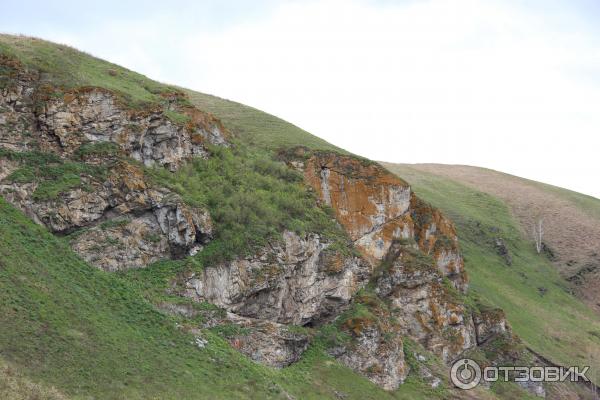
[2,0,600,198]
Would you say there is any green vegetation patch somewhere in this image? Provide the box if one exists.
[2,149,108,201]
[146,142,352,265]
[0,34,182,108]
[183,89,347,154]
[164,109,192,125]
[74,141,120,159]
[0,196,469,399]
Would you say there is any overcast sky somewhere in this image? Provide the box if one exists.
[2,0,600,198]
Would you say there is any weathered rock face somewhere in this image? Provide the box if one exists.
[179,230,370,326]
[336,324,407,390]
[179,149,480,388]
[36,88,227,171]
[0,161,212,270]
[274,149,496,390]
[307,156,412,245]
[287,151,476,361]
[0,158,18,182]
[300,151,467,293]
[332,293,409,390]
[472,307,510,345]
[227,314,311,368]
[1,55,228,170]
[374,242,477,363]
[162,304,311,368]
[0,58,222,270]
[0,58,39,152]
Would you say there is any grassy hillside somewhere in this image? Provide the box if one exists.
[0,196,464,400]
[0,34,459,400]
[0,35,177,108]
[383,164,600,381]
[390,164,600,315]
[183,90,347,153]
[1,33,598,399]
[0,34,344,152]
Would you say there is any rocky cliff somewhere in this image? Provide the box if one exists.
[281,148,487,388]
[179,230,369,326]
[300,150,468,291]
[174,147,512,391]
[0,52,523,396]
[0,55,221,270]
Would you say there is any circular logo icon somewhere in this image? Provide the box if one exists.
[450,358,482,390]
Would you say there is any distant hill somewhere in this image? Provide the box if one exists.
[384,163,600,315]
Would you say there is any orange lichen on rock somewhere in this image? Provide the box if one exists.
[108,161,147,192]
[181,106,229,138]
[299,150,467,291]
[304,152,411,242]
[343,316,375,336]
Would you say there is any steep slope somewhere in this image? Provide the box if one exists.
[0,35,177,108]
[388,164,600,315]
[0,34,597,400]
[2,34,516,400]
[383,163,600,396]
[0,358,67,400]
[0,196,270,399]
[2,195,469,400]
[182,89,347,154]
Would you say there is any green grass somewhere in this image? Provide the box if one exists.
[0,34,346,154]
[183,89,348,153]
[2,149,108,201]
[0,196,461,400]
[0,197,275,399]
[163,109,191,125]
[74,142,121,160]
[1,33,591,399]
[146,143,352,265]
[385,165,600,377]
[0,34,177,108]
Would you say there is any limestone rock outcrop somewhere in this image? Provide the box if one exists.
[0,56,39,152]
[0,58,221,270]
[336,323,407,390]
[331,292,409,390]
[472,307,510,345]
[373,241,476,363]
[276,149,481,387]
[226,314,311,368]
[179,230,370,326]
[0,161,213,270]
[36,88,227,171]
[299,151,467,293]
